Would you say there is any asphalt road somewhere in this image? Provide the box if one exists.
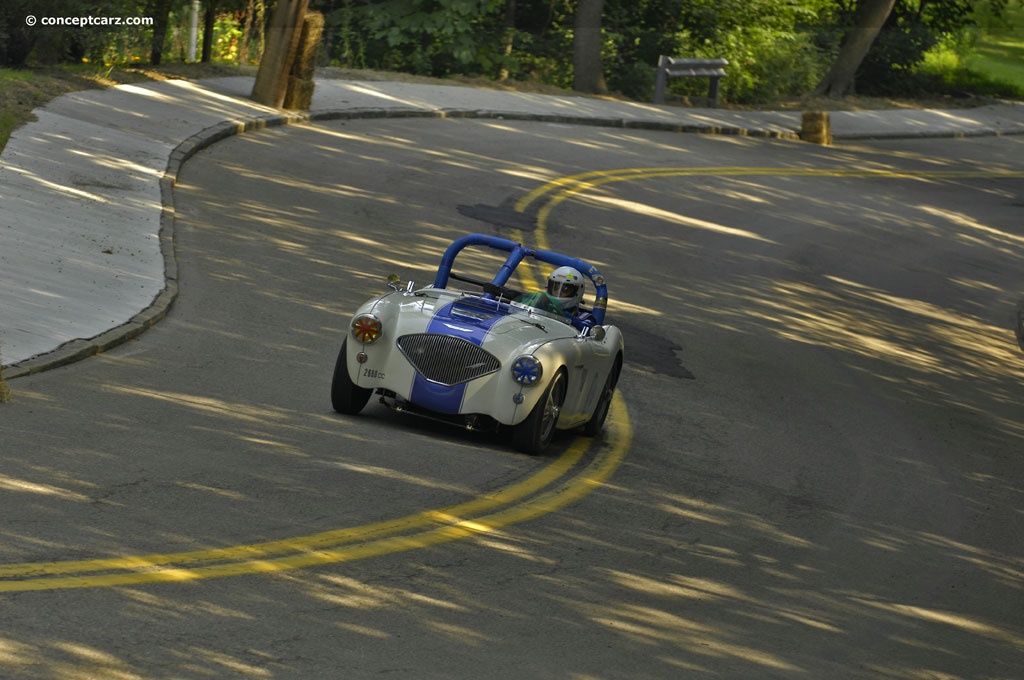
[1,119,1021,679]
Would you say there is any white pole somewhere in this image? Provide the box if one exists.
[188,0,200,62]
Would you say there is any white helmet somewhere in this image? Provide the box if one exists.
[547,266,585,311]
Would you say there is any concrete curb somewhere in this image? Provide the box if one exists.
[833,128,1024,141]
[5,109,303,379]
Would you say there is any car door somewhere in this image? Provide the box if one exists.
[558,330,613,425]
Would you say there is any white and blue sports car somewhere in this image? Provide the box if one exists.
[331,234,624,454]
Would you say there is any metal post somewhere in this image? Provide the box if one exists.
[653,55,668,104]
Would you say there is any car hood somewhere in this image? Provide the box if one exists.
[382,290,574,349]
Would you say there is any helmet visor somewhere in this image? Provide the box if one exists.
[547,280,580,299]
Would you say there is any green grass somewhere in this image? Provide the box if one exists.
[970,39,1024,91]
[0,109,16,149]
[913,2,1024,99]
[968,2,1024,94]
[0,68,35,145]
[0,68,34,82]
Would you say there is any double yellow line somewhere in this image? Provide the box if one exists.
[0,397,630,592]
[515,165,1024,242]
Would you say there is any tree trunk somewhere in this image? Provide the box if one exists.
[202,3,216,63]
[251,0,308,107]
[239,0,255,64]
[499,0,516,81]
[814,0,897,97]
[148,0,174,66]
[0,0,38,67]
[283,11,324,110]
[572,0,606,94]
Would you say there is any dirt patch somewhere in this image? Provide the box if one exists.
[0,66,148,148]
[0,63,258,151]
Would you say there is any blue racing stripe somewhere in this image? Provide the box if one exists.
[409,300,505,414]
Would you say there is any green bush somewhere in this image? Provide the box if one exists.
[606,60,656,101]
[652,26,824,105]
[721,28,825,103]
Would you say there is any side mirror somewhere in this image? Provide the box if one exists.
[589,325,607,341]
[386,274,401,291]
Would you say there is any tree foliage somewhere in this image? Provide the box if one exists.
[343,0,508,76]
[856,0,978,94]
[2,0,1010,103]
[2,0,155,67]
[1,0,251,68]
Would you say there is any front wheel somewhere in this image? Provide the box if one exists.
[331,338,372,414]
[513,368,567,455]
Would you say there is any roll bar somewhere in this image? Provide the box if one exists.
[432,233,608,325]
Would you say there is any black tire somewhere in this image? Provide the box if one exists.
[331,338,372,414]
[513,368,567,455]
[583,356,621,437]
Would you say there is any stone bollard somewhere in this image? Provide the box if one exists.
[801,111,832,145]
[283,11,324,111]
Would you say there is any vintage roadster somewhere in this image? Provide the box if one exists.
[331,233,624,454]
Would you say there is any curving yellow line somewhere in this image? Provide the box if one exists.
[0,440,587,582]
[516,165,1024,246]
[0,397,630,592]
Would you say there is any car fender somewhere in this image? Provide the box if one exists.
[344,291,428,396]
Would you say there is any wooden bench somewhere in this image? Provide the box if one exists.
[653,56,729,107]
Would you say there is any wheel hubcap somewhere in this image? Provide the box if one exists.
[541,377,565,440]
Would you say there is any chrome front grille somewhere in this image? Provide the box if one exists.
[397,333,500,386]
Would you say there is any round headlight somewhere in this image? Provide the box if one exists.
[351,314,382,344]
[511,355,543,386]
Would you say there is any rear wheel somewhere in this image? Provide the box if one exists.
[583,356,621,437]
[331,338,372,414]
[513,368,567,455]
[585,356,622,436]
